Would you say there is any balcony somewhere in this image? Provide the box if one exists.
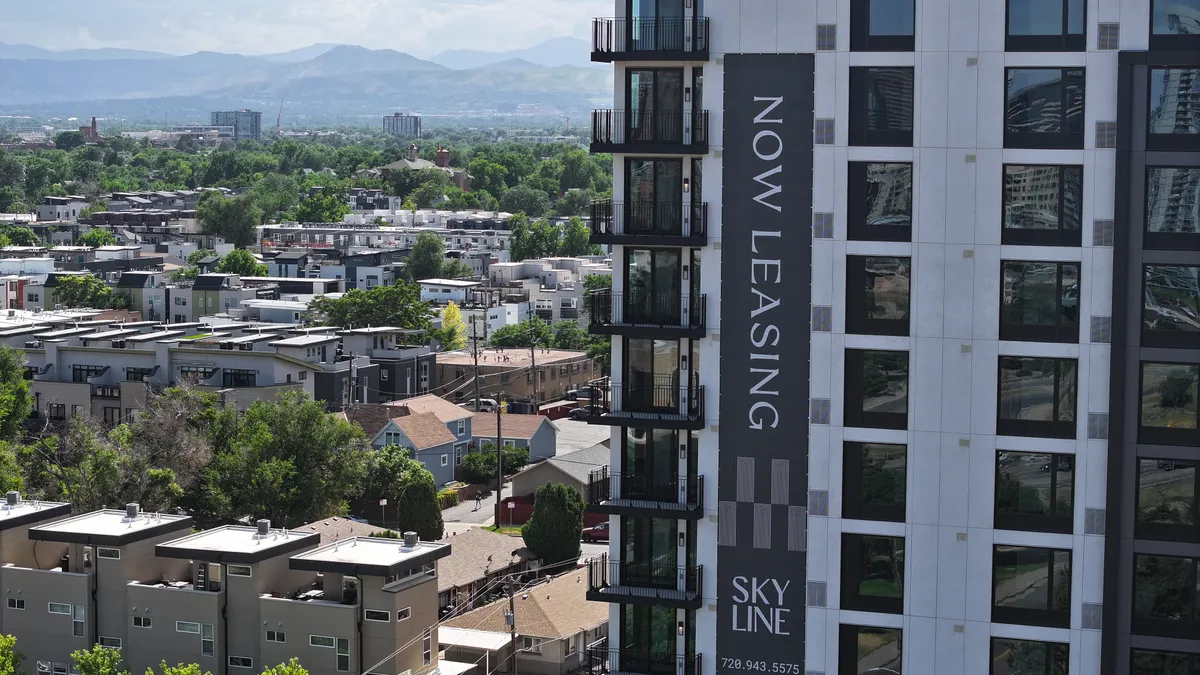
[591,110,709,155]
[587,554,702,610]
[590,200,707,247]
[587,290,705,338]
[588,646,701,675]
[591,17,710,62]
[583,378,704,430]
[587,467,703,519]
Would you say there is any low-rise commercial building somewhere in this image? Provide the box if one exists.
[433,349,599,405]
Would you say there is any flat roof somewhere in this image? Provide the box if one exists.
[125,329,187,343]
[224,333,283,344]
[34,326,98,339]
[157,525,320,564]
[289,536,451,578]
[340,326,423,335]
[0,496,72,532]
[437,627,512,652]
[30,509,192,547]
[436,348,589,367]
[270,334,339,347]
[78,328,143,340]
[417,278,480,287]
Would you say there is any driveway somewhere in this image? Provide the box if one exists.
[442,484,513,525]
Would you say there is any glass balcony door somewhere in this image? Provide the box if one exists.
[626,338,681,413]
[622,517,678,588]
[621,605,679,675]
[626,248,683,325]
[627,159,683,236]
[623,429,679,500]
[629,0,685,52]
[628,69,684,144]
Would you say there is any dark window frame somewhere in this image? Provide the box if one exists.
[996,356,1079,439]
[1132,648,1200,672]
[842,441,907,522]
[989,637,1070,675]
[1004,0,1086,52]
[223,369,257,389]
[1138,361,1200,447]
[1142,264,1200,348]
[849,0,915,52]
[837,624,903,675]
[844,349,909,431]
[846,256,911,336]
[991,545,1072,628]
[1147,67,1200,152]
[71,365,105,383]
[1150,0,1200,51]
[994,450,1075,534]
[1001,164,1084,246]
[840,533,905,615]
[998,260,1081,343]
[848,67,915,147]
[1133,553,1200,639]
[1136,457,1200,541]
[1144,166,1200,252]
[847,162,913,242]
[1004,67,1086,150]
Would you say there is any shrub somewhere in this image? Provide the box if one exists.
[437,488,461,509]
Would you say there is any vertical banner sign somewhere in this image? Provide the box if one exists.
[718,53,813,675]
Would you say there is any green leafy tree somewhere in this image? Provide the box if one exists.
[295,187,350,223]
[438,302,467,351]
[407,231,447,281]
[409,180,450,209]
[147,662,211,675]
[250,173,300,224]
[460,442,530,484]
[307,283,435,330]
[0,633,22,675]
[0,225,38,246]
[0,443,22,494]
[53,274,117,309]
[389,168,451,200]
[489,318,553,348]
[583,274,612,293]
[468,159,508,196]
[360,445,444,540]
[521,482,584,565]
[55,131,88,151]
[77,229,117,248]
[215,249,267,277]
[587,337,611,376]
[197,193,262,248]
[552,321,590,350]
[0,348,31,441]
[200,390,369,527]
[71,644,130,675]
[259,659,309,675]
[501,186,550,218]
[440,259,475,280]
[558,216,592,257]
[555,189,593,217]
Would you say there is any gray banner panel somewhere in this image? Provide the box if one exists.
[717,53,813,675]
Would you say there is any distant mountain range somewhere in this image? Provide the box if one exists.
[0,40,609,122]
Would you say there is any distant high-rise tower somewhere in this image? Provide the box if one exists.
[383,112,421,138]
[210,110,262,141]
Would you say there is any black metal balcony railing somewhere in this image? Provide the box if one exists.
[588,554,702,601]
[590,200,708,242]
[589,647,702,675]
[591,110,709,151]
[584,377,705,428]
[591,17,710,61]
[588,467,703,511]
[586,290,706,333]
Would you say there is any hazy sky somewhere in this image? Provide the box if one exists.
[0,0,609,57]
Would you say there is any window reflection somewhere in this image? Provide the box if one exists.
[1150,68,1200,136]
[1000,261,1079,341]
[1133,555,1200,634]
[1144,266,1200,338]
[851,627,902,675]
[1003,165,1083,233]
[1005,69,1085,145]
[995,451,1074,533]
[861,351,909,417]
[842,534,905,614]
[1138,459,1197,535]
[856,444,906,512]
[1147,168,1200,235]
[1152,0,1200,36]
[868,0,914,36]
[992,545,1071,626]
[865,68,914,132]
[998,357,1078,436]
[1140,363,1199,431]
[990,638,1069,675]
[1132,649,1200,673]
[865,165,913,229]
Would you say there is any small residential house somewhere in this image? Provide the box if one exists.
[418,278,481,304]
[511,442,609,500]
[470,414,558,464]
[442,569,608,675]
[342,404,458,486]
[434,528,537,615]
[388,394,474,465]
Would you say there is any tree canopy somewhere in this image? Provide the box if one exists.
[360,445,444,540]
[0,348,31,442]
[521,482,584,565]
[295,187,350,223]
[500,186,550,217]
[215,248,267,277]
[196,193,262,247]
[53,274,127,309]
[77,228,117,247]
[0,634,21,675]
[72,644,129,675]
[307,283,434,330]
[489,318,553,348]
[438,302,467,351]
[407,231,448,281]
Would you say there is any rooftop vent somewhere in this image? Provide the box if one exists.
[126,503,140,519]
[257,519,271,536]
[403,531,418,547]
[6,491,18,507]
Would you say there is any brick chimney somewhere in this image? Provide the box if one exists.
[435,145,450,168]
[408,143,418,162]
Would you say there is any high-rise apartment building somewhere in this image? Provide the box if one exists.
[210,110,262,142]
[383,113,422,138]
[582,1,1200,675]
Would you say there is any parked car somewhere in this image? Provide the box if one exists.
[567,385,603,401]
[460,398,499,412]
[568,405,606,421]
[582,521,609,542]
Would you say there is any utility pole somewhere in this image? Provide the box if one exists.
[506,580,517,655]
[471,316,482,412]
[495,399,503,525]
[528,323,538,405]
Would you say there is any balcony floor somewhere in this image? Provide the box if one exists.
[590,498,703,520]
[587,584,702,609]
